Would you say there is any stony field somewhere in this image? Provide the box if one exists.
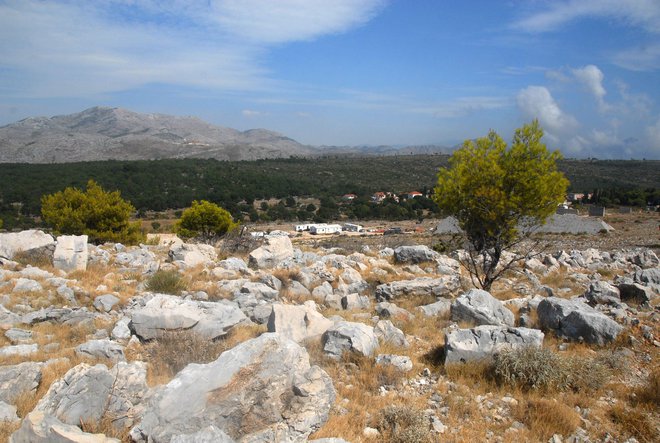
[0,216,658,442]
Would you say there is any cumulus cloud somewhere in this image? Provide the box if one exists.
[512,0,660,34]
[516,86,578,133]
[572,65,609,111]
[0,0,386,98]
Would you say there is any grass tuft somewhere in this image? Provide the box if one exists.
[144,270,187,295]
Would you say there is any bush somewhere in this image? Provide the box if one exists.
[493,346,610,392]
[375,405,431,443]
[175,200,238,243]
[145,330,225,379]
[145,270,187,295]
[41,179,143,245]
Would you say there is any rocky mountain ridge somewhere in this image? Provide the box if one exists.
[0,107,451,163]
[0,107,315,163]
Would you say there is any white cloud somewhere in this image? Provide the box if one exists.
[571,65,609,111]
[516,86,578,133]
[0,0,386,98]
[612,43,660,71]
[242,109,264,117]
[210,0,386,44]
[513,0,660,34]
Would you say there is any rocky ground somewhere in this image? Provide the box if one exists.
[0,218,658,442]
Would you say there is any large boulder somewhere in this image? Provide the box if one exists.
[130,333,335,443]
[0,230,54,260]
[417,299,451,318]
[248,235,294,269]
[53,235,88,272]
[617,282,654,304]
[374,319,409,348]
[322,321,379,359]
[537,297,623,345]
[129,294,248,340]
[444,326,544,364]
[0,361,42,403]
[267,302,334,343]
[393,245,439,264]
[75,339,126,361]
[583,281,620,305]
[168,243,217,268]
[35,362,149,431]
[451,289,515,327]
[375,276,459,301]
[10,410,120,443]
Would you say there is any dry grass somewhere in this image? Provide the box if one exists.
[538,268,584,298]
[144,269,187,295]
[375,405,432,443]
[634,367,660,409]
[515,398,580,442]
[608,404,658,443]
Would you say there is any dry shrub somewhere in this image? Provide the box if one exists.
[609,404,658,443]
[145,325,264,385]
[144,270,187,295]
[13,248,53,268]
[634,367,660,409]
[144,330,226,384]
[375,405,431,443]
[516,398,580,442]
[493,346,611,393]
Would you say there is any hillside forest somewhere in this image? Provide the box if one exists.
[0,156,658,230]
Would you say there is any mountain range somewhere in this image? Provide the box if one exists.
[0,107,448,163]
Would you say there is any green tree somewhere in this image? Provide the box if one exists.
[434,121,568,290]
[175,200,238,242]
[41,179,143,245]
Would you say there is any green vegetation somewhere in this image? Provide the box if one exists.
[0,155,657,230]
[175,200,238,242]
[40,179,143,244]
[434,121,569,290]
[145,270,187,295]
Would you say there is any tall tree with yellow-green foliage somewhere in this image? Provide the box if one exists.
[434,121,568,290]
[41,179,143,244]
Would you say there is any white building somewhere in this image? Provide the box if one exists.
[294,223,316,232]
[343,223,363,232]
[310,224,343,235]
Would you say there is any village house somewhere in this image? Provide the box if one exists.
[310,223,343,235]
[343,223,363,232]
[342,193,357,201]
[405,191,423,199]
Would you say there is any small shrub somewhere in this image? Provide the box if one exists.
[493,346,611,392]
[634,367,660,408]
[13,248,53,268]
[375,405,431,443]
[145,270,187,295]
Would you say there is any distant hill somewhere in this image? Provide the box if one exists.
[0,107,315,163]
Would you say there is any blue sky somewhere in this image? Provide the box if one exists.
[1,0,659,158]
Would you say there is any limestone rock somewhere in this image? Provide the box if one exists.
[375,354,413,372]
[583,281,621,305]
[169,243,217,268]
[130,333,335,443]
[375,276,459,301]
[322,321,378,358]
[537,297,623,345]
[0,361,42,403]
[0,230,54,261]
[417,299,451,318]
[248,235,294,269]
[10,411,120,443]
[35,362,149,431]
[170,426,235,443]
[393,245,439,264]
[93,294,120,312]
[267,302,333,343]
[375,302,414,321]
[53,235,88,272]
[341,293,371,310]
[444,326,544,364]
[129,294,248,340]
[75,339,126,361]
[374,319,409,348]
[451,289,515,327]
